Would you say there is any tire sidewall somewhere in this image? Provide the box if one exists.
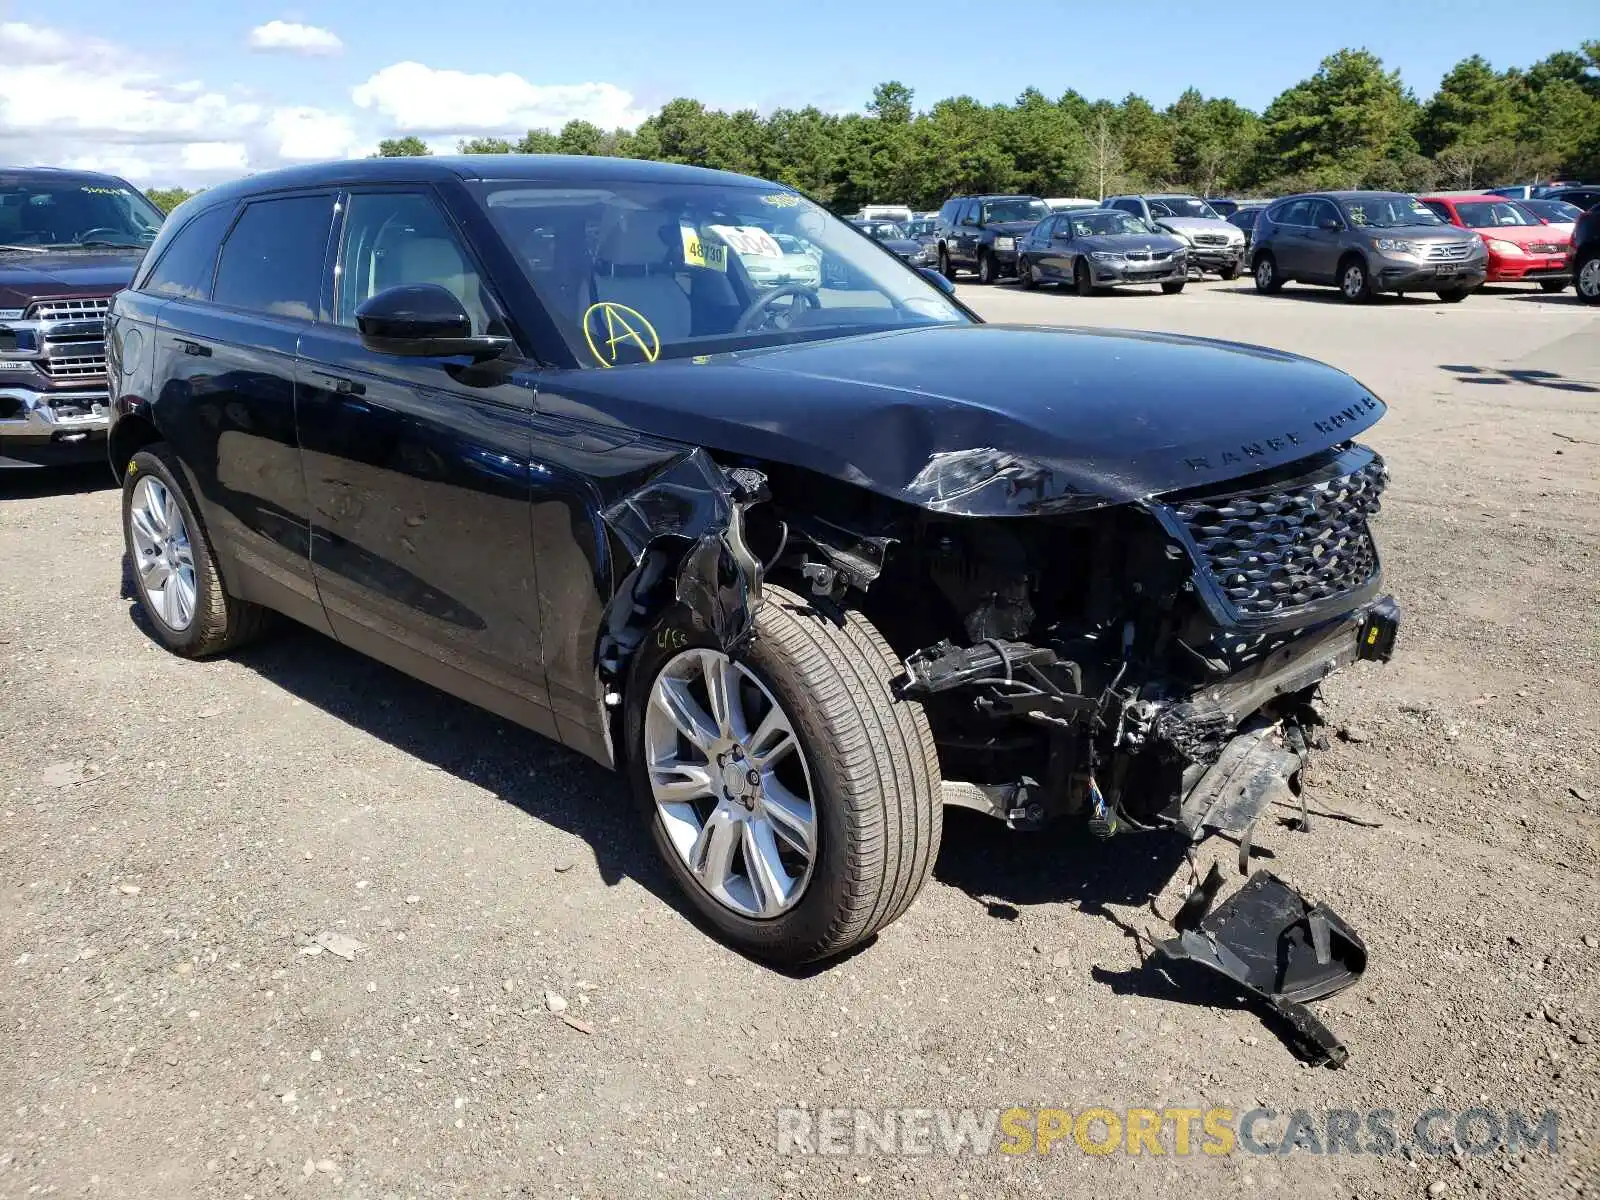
[977,250,995,284]
[622,602,859,962]
[121,446,222,655]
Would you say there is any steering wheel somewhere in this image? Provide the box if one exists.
[76,228,127,244]
[733,283,822,333]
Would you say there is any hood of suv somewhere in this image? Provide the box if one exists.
[549,324,1386,516]
[985,221,1041,239]
[1357,223,1471,244]
[1157,216,1239,239]
[0,248,143,311]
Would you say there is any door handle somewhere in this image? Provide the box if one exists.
[174,338,210,357]
[310,370,366,397]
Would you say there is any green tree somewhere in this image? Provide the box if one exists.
[1117,94,1174,187]
[146,187,197,214]
[1167,90,1259,195]
[373,135,432,157]
[515,129,561,154]
[1004,88,1087,198]
[457,136,513,154]
[1417,55,1518,162]
[868,81,915,125]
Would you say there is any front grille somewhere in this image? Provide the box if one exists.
[1192,233,1228,247]
[1126,249,1174,262]
[39,354,107,380]
[1425,242,1473,262]
[1162,446,1386,625]
[27,297,112,321]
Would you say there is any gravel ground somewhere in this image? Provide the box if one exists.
[2,280,1597,1200]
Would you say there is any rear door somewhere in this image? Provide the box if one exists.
[293,185,555,736]
[150,191,336,632]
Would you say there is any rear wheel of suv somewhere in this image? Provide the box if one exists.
[938,245,957,282]
[624,585,944,965]
[121,444,270,658]
[1253,253,1283,293]
[1577,254,1600,305]
[976,250,998,285]
[1339,256,1373,303]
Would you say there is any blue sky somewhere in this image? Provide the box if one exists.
[1,0,1595,184]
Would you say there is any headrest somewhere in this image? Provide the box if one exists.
[597,212,676,268]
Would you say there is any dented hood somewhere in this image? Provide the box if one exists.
[543,324,1386,516]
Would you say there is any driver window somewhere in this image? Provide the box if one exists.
[338,191,493,334]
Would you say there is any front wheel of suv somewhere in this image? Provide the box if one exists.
[1253,253,1283,293]
[1579,254,1600,305]
[121,444,270,658]
[976,250,998,285]
[1339,256,1373,303]
[624,585,944,966]
[1220,260,1243,281]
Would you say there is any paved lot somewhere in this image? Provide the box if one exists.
[2,279,1598,1199]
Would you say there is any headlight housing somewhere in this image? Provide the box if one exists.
[1484,238,1523,255]
[993,236,1015,251]
[1089,251,1123,262]
[1374,238,1420,254]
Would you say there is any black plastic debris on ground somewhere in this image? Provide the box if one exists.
[1153,869,1368,1068]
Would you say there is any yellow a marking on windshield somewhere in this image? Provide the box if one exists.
[582,302,660,367]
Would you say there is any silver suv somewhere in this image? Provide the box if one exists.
[1104,193,1246,278]
[1251,192,1488,303]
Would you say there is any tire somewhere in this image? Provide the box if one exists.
[1339,255,1373,303]
[1435,287,1469,303]
[121,444,270,658]
[938,245,957,282]
[1219,260,1242,281]
[1074,260,1095,297]
[976,250,997,285]
[1017,256,1036,289]
[1161,280,1186,295]
[1538,279,1568,293]
[1579,254,1600,306]
[624,585,943,965]
[1253,253,1283,293]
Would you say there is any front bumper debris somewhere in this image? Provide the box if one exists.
[1154,869,1368,1068]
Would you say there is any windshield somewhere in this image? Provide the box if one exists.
[1521,199,1581,222]
[1147,197,1219,220]
[981,198,1050,224]
[0,177,164,249]
[1342,195,1446,229]
[1453,200,1540,229]
[472,180,967,365]
[1070,211,1153,237]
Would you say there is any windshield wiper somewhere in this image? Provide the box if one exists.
[0,244,47,254]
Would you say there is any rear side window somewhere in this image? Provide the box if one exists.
[141,205,234,300]
[1275,199,1310,226]
[212,194,335,321]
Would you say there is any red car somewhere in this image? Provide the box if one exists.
[1419,194,1574,292]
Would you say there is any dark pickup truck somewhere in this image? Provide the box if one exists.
[0,167,163,467]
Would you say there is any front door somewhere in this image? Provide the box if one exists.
[294,186,555,737]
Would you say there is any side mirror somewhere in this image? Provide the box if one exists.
[355,284,510,361]
[1319,217,1343,232]
[918,267,956,295]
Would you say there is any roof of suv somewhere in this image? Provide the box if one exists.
[948,194,1041,202]
[180,155,784,210]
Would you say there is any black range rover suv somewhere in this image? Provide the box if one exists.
[107,156,1400,974]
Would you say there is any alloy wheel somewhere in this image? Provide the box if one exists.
[1579,257,1600,302]
[1342,263,1366,300]
[644,647,817,919]
[1255,259,1273,290]
[129,475,197,632]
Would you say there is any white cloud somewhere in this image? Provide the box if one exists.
[351,62,648,135]
[268,107,361,160]
[248,20,343,56]
[181,141,251,172]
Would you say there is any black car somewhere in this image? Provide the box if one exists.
[1206,197,1241,218]
[1543,187,1600,212]
[849,218,933,267]
[933,194,1051,284]
[106,155,1401,974]
[1574,204,1600,304]
[0,168,165,467]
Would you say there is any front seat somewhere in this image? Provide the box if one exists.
[590,212,693,343]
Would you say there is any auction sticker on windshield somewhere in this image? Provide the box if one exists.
[680,225,729,272]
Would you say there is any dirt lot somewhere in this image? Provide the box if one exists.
[2,280,1597,1200]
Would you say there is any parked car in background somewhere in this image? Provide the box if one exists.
[1,166,165,468]
[902,217,938,241]
[740,231,824,290]
[858,204,912,225]
[1543,186,1600,212]
[1487,181,1582,201]
[1519,197,1584,224]
[1104,194,1246,278]
[1015,208,1188,295]
[1044,197,1099,213]
[104,154,1401,973]
[1573,204,1600,304]
[849,218,933,267]
[1419,194,1573,292]
[1250,191,1487,303]
[934,194,1051,283]
[1206,197,1242,218]
[1226,203,1267,255]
